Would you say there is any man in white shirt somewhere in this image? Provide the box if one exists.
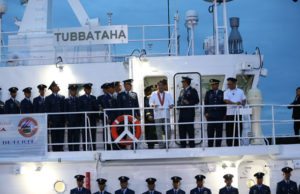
[224,77,246,146]
[149,80,174,148]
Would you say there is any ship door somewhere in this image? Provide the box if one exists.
[173,72,202,146]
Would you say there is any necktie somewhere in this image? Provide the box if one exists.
[174,190,177,194]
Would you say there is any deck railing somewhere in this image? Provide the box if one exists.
[38,104,300,152]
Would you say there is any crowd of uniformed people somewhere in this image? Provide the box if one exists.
[70,167,299,194]
[0,76,299,151]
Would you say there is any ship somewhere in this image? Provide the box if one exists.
[0,0,299,194]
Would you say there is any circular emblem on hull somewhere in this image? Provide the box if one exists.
[18,117,39,138]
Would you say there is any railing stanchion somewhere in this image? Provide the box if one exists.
[271,105,276,145]
[201,104,205,148]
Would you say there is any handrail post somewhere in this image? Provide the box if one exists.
[201,104,205,149]
[271,105,276,145]
[132,107,136,152]
[85,112,88,151]
[165,108,169,151]
[103,110,107,151]
[237,106,241,147]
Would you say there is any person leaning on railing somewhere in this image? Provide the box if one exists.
[288,87,300,136]
[223,77,246,147]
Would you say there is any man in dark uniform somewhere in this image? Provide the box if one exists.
[94,178,111,194]
[219,174,239,194]
[45,81,65,152]
[288,87,300,136]
[177,77,200,148]
[33,84,47,113]
[204,79,226,147]
[20,87,33,113]
[102,83,119,149]
[166,176,186,194]
[144,85,156,149]
[249,172,271,194]
[4,87,20,114]
[0,88,5,114]
[98,83,108,122]
[70,175,91,194]
[65,84,81,151]
[190,175,211,194]
[276,167,298,194]
[113,81,122,100]
[143,178,162,194]
[115,176,135,194]
[79,83,99,151]
[117,79,140,119]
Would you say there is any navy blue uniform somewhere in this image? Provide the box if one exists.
[45,93,65,151]
[70,187,91,194]
[97,94,105,122]
[219,187,239,194]
[115,188,135,194]
[33,96,46,113]
[143,191,161,194]
[166,189,186,194]
[117,91,140,117]
[190,187,211,194]
[204,89,226,147]
[102,94,118,123]
[0,100,4,114]
[79,94,99,151]
[276,180,298,194]
[177,86,199,148]
[288,96,300,136]
[144,95,156,149]
[20,98,33,113]
[94,191,111,194]
[249,185,271,194]
[65,96,81,151]
[4,98,20,114]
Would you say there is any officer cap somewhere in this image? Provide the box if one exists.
[296,87,300,91]
[9,87,18,93]
[253,172,265,179]
[223,174,234,180]
[107,82,114,88]
[123,79,133,84]
[37,84,47,90]
[68,84,78,90]
[0,87,1,90]
[195,175,206,181]
[48,81,58,90]
[144,85,153,93]
[171,176,182,182]
[146,178,156,184]
[114,81,121,87]
[101,83,108,89]
[74,174,85,181]
[281,167,293,173]
[96,178,107,184]
[209,79,220,85]
[227,77,237,82]
[23,87,32,93]
[83,83,93,89]
[119,176,129,182]
[181,76,193,82]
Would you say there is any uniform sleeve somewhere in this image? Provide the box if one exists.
[20,101,24,114]
[134,93,140,117]
[249,188,253,194]
[168,93,174,105]
[224,90,230,101]
[204,91,209,114]
[191,89,199,105]
[241,90,246,100]
[44,97,50,112]
[149,92,155,106]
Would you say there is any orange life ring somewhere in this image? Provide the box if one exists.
[111,115,142,145]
